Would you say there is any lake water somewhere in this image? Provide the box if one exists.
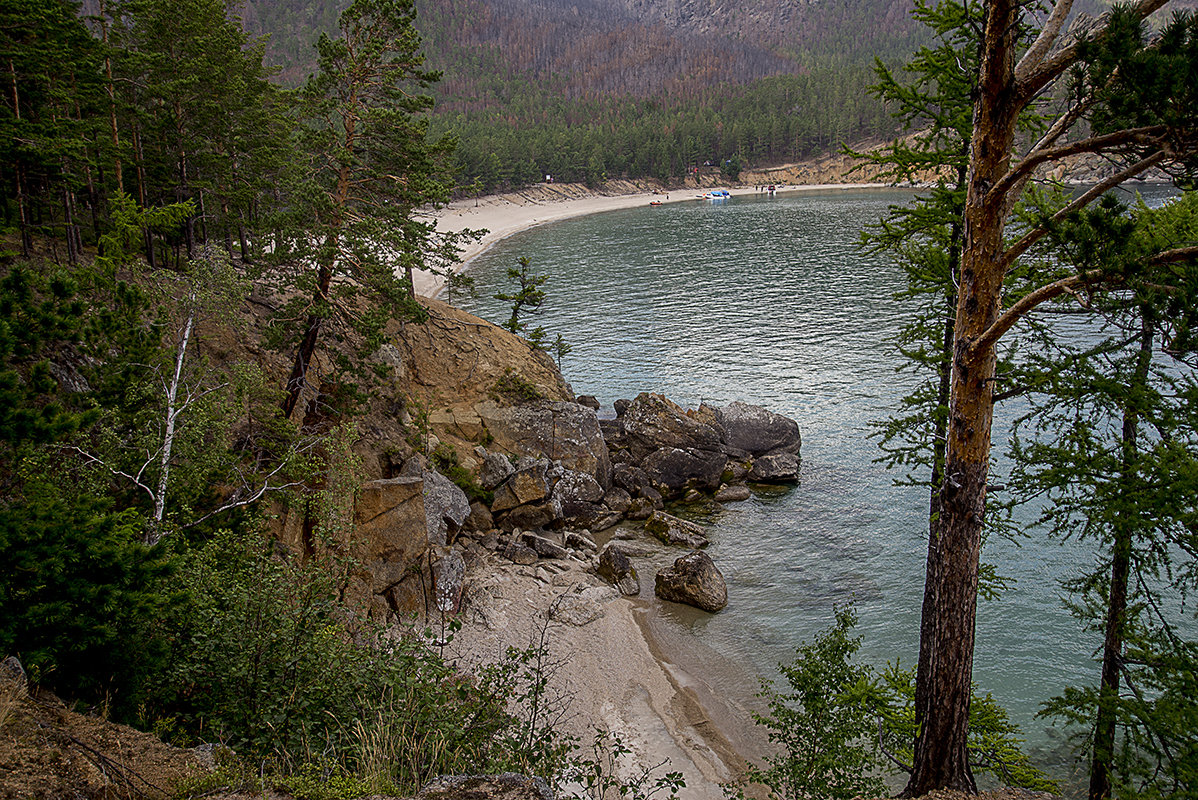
[452,185,1177,781]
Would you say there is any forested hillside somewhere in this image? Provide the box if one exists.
[224,0,927,189]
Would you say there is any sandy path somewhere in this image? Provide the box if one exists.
[413,182,889,298]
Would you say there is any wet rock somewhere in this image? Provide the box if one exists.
[655,550,728,612]
[644,510,710,549]
[748,452,800,484]
[613,463,655,497]
[613,398,631,417]
[626,496,657,520]
[715,401,802,456]
[714,484,752,503]
[641,445,727,493]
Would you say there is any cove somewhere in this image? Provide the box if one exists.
[453,185,1175,772]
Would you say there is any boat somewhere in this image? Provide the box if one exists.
[704,189,731,201]
[649,200,663,206]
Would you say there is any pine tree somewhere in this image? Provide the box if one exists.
[275,0,466,420]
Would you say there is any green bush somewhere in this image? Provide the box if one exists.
[146,529,512,788]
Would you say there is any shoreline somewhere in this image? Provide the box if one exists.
[413,181,893,298]
[451,548,772,800]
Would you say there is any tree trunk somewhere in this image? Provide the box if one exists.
[1088,312,1153,800]
[906,1,1022,793]
[281,260,333,420]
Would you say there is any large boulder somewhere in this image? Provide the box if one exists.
[491,462,551,512]
[622,393,723,461]
[552,469,605,505]
[478,450,516,490]
[423,469,472,545]
[640,445,726,492]
[644,510,710,549]
[352,476,429,598]
[503,499,562,531]
[475,399,612,488]
[655,550,728,612]
[715,401,802,457]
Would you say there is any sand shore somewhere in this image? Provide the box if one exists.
[413,181,890,298]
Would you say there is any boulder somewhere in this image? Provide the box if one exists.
[748,452,801,483]
[602,486,633,514]
[641,446,726,493]
[715,401,802,457]
[491,462,550,512]
[424,470,471,546]
[503,542,539,565]
[655,550,728,612]
[592,512,623,531]
[564,530,598,552]
[613,398,631,416]
[352,477,429,595]
[503,499,561,531]
[478,451,516,490]
[644,510,710,549]
[552,469,605,505]
[521,531,569,559]
[415,774,554,800]
[576,394,600,410]
[622,393,723,461]
[613,463,655,497]
[597,543,640,596]
[475,399,612,488]
[465,501,495,532]
[625,496,657,520]
[549,593,604,626]
[713,483,752,503]
[558,500,605,527]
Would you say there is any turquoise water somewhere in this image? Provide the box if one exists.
[453,186,1177,775]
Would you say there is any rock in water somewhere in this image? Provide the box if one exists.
[715,400,802,456]
[713,483,752,503]
[644,510,710,549]
[747,452,800,483]
[655,550,728,612]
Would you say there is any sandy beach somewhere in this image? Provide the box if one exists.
[413,181,890,298]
